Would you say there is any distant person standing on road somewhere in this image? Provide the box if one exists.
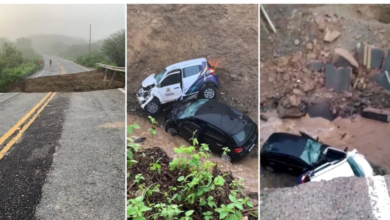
[50,59,52,67]
[39,60,42,69]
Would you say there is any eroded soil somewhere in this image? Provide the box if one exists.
[6,71,125,93]
[127,4,258,121]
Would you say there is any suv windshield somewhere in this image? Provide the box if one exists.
[178,99,208,119]
[233,120,255,143]
[155,69,166,84]
[300,139,323,166]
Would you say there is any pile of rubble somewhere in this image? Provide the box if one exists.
[261,13,390,122]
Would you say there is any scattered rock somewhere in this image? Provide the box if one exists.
[277,104,307,119]
[315,16,326,31]
[293,88,305,96]
[294,39,300,46]
[260,115,268,121]
[288,95,301,106]
[307,53,317,60]
[334,48,359,70]
[307,60,323,72]
[302,81,315,92]
[306,42,313,50]
[282,74,290,81]
[276,56,290,67]
[134,137,146,143]
[231,74,238,80]
[361,107,390,122]
[323,29,341,43]
[276,67,285,73]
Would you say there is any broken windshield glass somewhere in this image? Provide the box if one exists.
[300,139,322,166]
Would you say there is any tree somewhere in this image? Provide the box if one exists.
[0,42,23,70]
[15,38,32,50]
[101,29,125,67]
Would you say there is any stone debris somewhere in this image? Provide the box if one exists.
[361,107,390,122]
[307,60,323,72]
[334,48,359,70]
[323,29,341,43]
[324,65,352,92]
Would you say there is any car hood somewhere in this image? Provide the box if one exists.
[142,74,156,87]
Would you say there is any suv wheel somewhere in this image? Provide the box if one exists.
[165,126,178,135]
[145,98,160,115]
[200,85,216,99]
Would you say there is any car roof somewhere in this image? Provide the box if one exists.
[166,58,207,71]
[263,132,310,159]
[193,99,249,135]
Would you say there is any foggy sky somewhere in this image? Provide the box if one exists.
[0,4,125,42]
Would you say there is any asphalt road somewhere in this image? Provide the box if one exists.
[0,56,125,219]
[261,175,390,220]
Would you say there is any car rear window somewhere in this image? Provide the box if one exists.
[232,120,255,143]
[300,139,322,166]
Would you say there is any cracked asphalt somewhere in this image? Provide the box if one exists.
[0,56,125,219]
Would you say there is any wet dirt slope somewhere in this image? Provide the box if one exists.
[127,4,258,121]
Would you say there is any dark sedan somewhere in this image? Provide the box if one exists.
[164,99,258,162]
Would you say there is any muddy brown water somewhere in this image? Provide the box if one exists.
[128,115,259,194]
[260,111,390,189]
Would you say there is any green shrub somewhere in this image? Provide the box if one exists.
[0,61,40,91]
[75,53,115,68]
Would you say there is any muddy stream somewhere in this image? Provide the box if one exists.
[128,115,259,194]
[261,111,390,189]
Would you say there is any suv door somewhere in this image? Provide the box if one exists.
[182,65,202,94]
[178,120,202,143]
[158,70,182,103]
[284,156,309,174]
[201,125,227,153]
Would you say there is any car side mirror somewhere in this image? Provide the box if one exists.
[344,147,348,152]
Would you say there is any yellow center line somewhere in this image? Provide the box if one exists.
[0,92,52,146]
[0,60,66,161]
[0,92,57,159]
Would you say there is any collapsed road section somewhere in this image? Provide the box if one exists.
[6,70,125,93]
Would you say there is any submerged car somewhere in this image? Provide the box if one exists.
[260,132,373,183]
[137,58,220,114]
[164,99,258,162]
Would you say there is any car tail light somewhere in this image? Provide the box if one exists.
[234,147,243,153]
[208,68,215,75]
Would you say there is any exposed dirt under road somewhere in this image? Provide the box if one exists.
[6,70,125,93]
[260,4,390,189]
[127,4,258,121]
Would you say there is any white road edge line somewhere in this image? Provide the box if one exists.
[118,88,126,94]
[367,176,390,219]
[36,60,47,78]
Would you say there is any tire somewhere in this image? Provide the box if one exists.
[145,97,161,115]
[165,126,178,136]
[200,85,217,99]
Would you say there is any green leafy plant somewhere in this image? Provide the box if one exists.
[147,116,157,138]
[127,123,257,219]
[150,159,162,174]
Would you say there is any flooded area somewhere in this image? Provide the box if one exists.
[128,114,259,193]
[260,111,390,189]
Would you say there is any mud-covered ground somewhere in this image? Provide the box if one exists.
[127,4,258,121]
[260,4,390,189]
